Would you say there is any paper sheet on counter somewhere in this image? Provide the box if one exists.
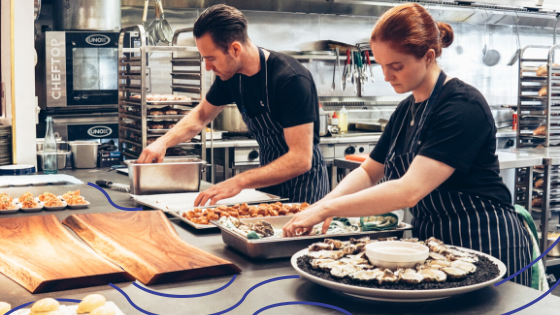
[131,188,282,211]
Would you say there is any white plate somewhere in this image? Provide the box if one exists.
[67,200,90,209]
[44,201,67,211]
[12,302,125,315]
[16,197,40,204]
[291,246,507,302]
[20,203,44,212]
[0,204,20,214]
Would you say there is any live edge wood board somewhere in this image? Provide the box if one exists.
[0,215,131,294]
[63,211,241,285]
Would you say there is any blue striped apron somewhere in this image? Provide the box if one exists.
[238,48,329,203]
[383,71,533,286]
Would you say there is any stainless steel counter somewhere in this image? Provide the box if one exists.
[0,169,558,315]
[204,134,383,148]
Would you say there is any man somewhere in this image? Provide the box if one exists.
[138,4,329,206]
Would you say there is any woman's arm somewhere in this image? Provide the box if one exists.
[283,155,455,236]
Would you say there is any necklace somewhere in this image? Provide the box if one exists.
[410,99,427,126]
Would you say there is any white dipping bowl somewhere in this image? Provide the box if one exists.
[366,241,429,271]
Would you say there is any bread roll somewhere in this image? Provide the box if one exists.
[0,302,11,315]
[42,311,66,315]
[535,178,544,188]
[532,197,542,207]
[537,63,560,77]
[179,110,190,115]
[90,305,116,315]
[165,110,178,115]
[533,125,546,136]
[149,110,164,116]
[539,87,547,97]
[31,298,59,313]
[77,294,106,314]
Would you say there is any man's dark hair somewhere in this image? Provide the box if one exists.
[193,4,249,52]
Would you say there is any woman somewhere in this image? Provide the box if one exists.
[283,3,533,286]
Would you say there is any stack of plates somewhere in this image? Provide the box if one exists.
[0,126,11,165]
[0,164,36,175]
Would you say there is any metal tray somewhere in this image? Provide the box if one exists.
[132,189,285,228]
[211,215,413,259]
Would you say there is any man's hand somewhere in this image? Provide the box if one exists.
[137,140,167,164]
[282,203,330,237]
[194,178,244,207]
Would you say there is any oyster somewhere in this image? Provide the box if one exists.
[341,244,359,255]
[429,252,448,261]
[398,269,424,285]
[376,269,400,285]
[350,237,370,244]
[401,238,420,243]
[317,260,346,271]
[330,264,362,278]
[310,259,335,269]
[324,238,344,249]
[427,237,443,245]
[429,260,451,268]
[378,236,398,242]
[458,256,479,264]
[349,269,383,282]
[442,267,468,280]
[307,250,345,260]
[418,268,447,282]
[251,220,274,238]
[355,263,376,270]
[308,242,334,252]
[339,257,369,265]
[430,244,450,255]
[451,260,477,274]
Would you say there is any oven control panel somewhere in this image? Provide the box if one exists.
[334,143,371,158]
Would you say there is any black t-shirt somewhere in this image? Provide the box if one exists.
[205,51,320,144]
[370,78,512,205]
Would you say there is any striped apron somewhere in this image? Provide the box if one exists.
[383,71,533,286]
[238,48,329,204]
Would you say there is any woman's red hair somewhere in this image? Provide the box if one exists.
[371,3,454,59]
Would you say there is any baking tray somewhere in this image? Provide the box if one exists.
[211,215,413,259]
[132,189,286,229]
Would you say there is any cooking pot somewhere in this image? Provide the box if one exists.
[214,104,249,133]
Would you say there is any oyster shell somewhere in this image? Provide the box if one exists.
[324,238,344,249]
[341,244,359,255]
[349,269,383,282]
[398,269,424,285]
[308,242,334,252]
[376,269,400,285]
[429,260,451,268]
[350,237,370,244]
[451,260,477,274]
[429,252,448,261]
[310,259,335,269]
[339,257,369,265]
[251,220,274,237]
[442,267,468,280]
[418,268,447,282]
[307,250,345,260]
[330,264,362,278]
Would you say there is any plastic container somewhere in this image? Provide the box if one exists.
[338,106,348,132]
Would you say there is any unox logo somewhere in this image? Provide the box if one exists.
[86,34,111,46]
[87,126,112,137]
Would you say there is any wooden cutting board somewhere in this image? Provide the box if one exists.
[0,215,131,293]
[63,211,241,285]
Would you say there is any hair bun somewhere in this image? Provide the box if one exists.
[437,22,454,48]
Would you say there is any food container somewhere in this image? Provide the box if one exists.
[68,141,100,169]
[365,241,429,270]
[126,158,207,195]
[547,233,560,257]
[36,150,70,170]
[212,216,413,259]
[214,104,249,133]
[36,139,65,151]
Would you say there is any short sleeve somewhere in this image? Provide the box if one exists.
[206,76,234,106]
[277,75,318,128]
[417,99,491,173]
[369,113,395,164]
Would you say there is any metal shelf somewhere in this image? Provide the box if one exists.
[546,258,560,267]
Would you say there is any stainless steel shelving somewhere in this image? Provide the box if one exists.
[117,25,208,162]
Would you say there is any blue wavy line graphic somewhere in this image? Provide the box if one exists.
[132,274,237,298]
[88,182,143,211]
[252,301,353,315]
[208,275,300,315]
[501,277,560,315]
[109,283,158,315]
[5,299,81,315]
[495,236,560,287]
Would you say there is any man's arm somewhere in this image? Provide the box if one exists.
[194,122,315,206]
[137,98,224,163]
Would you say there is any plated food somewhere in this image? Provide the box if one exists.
[0,194,17,211]
[62,190,81,200]
[18,191,33,203]
[182,202,309,225]
[21,196,39,209]
[39,192,58,202]
[44,198,65,207]
[295,237,499,291]
[11,294,123,315]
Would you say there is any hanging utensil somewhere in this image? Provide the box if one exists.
[342,50,350,91]
[483,27,501,67]
[141,0,155,46]
[507,14,522,66]
[482,12,488,56]
[456,23,464,55]
[331,48,338,91]
[156,0,173,44]
[337,47,342,88]
[365,51,374,83]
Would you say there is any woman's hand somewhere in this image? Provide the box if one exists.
[282,202,332,237]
